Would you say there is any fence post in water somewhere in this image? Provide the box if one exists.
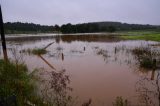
[0,5,8,61]
[62,53,64,61]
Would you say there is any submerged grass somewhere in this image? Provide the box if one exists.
[96,49,109,58]
[131,46,160,69]
[112,96,128,106]
[139,57,156,69]
[21,48,47,55]
[0,59,46,106]
[32,48,47,55]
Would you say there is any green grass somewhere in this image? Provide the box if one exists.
[0,60,45,106]
[120,31,160,41]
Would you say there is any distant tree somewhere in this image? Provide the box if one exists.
[107,26,116,33]
[4,21,158,34]
[54,24,60,32]
[61,23,73,33]
[4,22,54,34]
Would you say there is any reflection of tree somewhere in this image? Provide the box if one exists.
[135,71,160,106]
[55,35,120,43]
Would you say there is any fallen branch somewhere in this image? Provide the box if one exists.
[38,55,56,70]
[43,42,54,49]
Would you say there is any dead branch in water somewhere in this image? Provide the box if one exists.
[43,42,54,49]
[38,55,56,70]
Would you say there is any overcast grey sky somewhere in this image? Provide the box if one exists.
[1,0,160,25]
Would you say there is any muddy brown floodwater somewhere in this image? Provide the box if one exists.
[0,35,160,106]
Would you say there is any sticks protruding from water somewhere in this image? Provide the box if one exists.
[151,70,155,80]
[62,53,64,61]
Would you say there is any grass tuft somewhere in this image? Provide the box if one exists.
[32,48,47,55]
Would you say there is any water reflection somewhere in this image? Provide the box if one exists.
[55,35,121,43]
[6,35,54,41]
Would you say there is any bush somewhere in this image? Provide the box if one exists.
[0,60,44,106]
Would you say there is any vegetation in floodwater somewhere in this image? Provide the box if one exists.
[96,49,109,58]
[132,47,152,56]
[139,57,156,69]
[32,48,47,55]
[70,49,84,54]
[135,71,160,106]
[94,48,111,63]
[20,48,32,54]
[0,59,45,106]
[39,69,75,106]
[20,42,54,55]
[131,46,160,69]
[150,43,160,47]
[21,48,47,55]
[112,96,128,106]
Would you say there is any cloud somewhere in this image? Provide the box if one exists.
[1,0,160,25]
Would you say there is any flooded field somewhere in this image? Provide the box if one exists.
[1,34,160,106]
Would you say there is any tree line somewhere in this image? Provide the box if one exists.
[60,22,159,33]
[4,22,55,34]
[4,21,160,34]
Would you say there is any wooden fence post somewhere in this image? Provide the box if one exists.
[0,5,8,61]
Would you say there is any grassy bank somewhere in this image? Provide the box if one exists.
[0,58,74,106]
[0,60,45,106]
[120,31,160,41]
